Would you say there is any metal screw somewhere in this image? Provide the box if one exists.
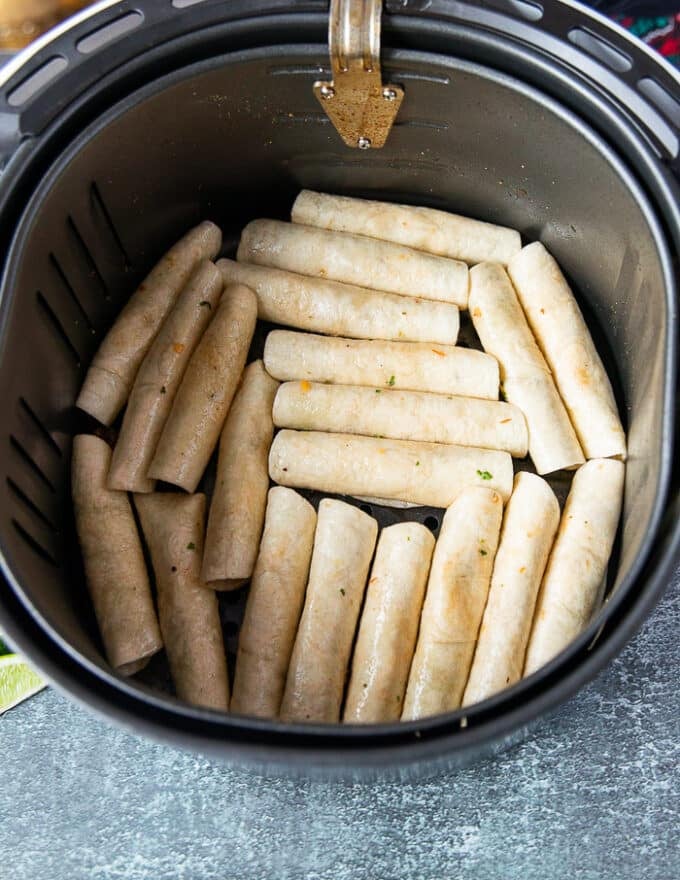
[319,83,335,100]
[357,136,372,150]
[382,87,398,101]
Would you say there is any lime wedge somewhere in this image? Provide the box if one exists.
[0,654,45,714]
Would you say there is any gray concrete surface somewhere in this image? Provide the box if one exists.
[1,566,678,880]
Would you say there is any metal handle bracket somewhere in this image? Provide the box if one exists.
[314,0,403,149]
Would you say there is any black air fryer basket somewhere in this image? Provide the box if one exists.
[0,0,677,775]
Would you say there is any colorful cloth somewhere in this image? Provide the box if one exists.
[618,14,680,66]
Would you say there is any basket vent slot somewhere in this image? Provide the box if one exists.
[9,436,56,494]
[7,56,67,108]
[12,519,59,567]
[568,28,632,74]
[503,0,543,22]
[90,183,132,270]
[637,77,680,129]
[386,70,450,85]
[268,65,331,78]
[49,254,94,332]
[275,112,330,126]
[18,398,63,460]
[7,478,58,532]
[394,119,449,131]
[173,0,208,7]
[67,216,110,299]
[36,291,82,366]
[77,12,144,55]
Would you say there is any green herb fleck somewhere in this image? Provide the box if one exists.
[160,385,167,394]
[363,682,368,688]
[375,389,381,394]
[187,542,196,551]
[387,375,395,386]
[395,695,401,702]
[477,469,493,480]
[340,588,346,596]
[479,548,488,556]
[199,300,212,309]
[415,460,420,467]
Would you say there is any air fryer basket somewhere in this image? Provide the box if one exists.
[0,0,677,774]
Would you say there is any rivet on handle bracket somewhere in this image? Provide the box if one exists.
[314,0,404,149]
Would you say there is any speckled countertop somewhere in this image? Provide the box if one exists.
[1,565,678,880]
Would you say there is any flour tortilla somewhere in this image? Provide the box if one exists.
[269,430,514,507]
[219,260,459,345]
[292,190,522,266]
[237,218,468,306]
[76,221,221,425]
[202,360,279,588]
[231,488,317,719]
[71,434,162,676]
[402,487,503,720]
[263,330,497,399]
[469,262,584,474]
[524,458,625,674]
[279,499,378,723]
[108,261,223,493]
[462,472,560,706]
[135,492,229,710]
[273,381,528,456]
[148,284,257,492]
[344,523,435,723]
[508,242,626,460]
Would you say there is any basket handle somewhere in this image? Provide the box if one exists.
[313,0,404,149]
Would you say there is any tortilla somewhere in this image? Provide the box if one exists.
[108,261,223,493]
[269,430,514,506]
[292,190,522,266]
[237,218,468,306]
[273,381,527,456]
[231,488,317,719]
[71,434,162,676]
[344,522,435,723]
[218,260,459,345]
[263,330,497,399]
[135,492,229,710]
[402,487,503,719]
[76,221,221,424]
[148,284,257,492]
[508,242,626,459]
[279,499,378,723]
[462,472,560,706]
[524,458,625,673]
[202,360,279,588]
[469,262,585,474]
